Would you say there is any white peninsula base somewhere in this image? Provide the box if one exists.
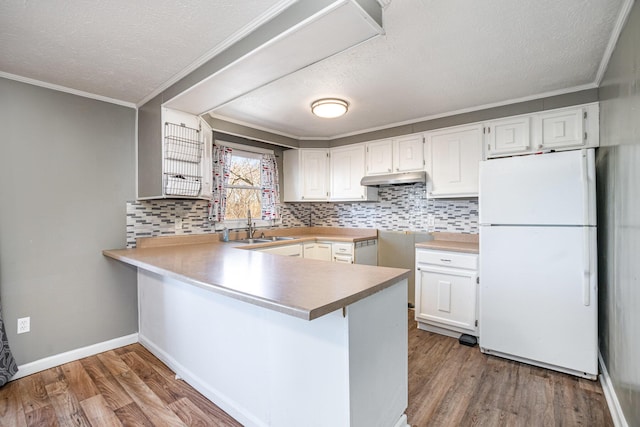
[137,270,409,427]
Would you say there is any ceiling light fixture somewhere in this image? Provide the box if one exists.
[311,98,349,118]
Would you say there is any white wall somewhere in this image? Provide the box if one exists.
[0,78,138,364]
[597,1,640,425]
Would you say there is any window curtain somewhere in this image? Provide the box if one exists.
[261,153,280,221]
[0,302,18,386]
[209,144,232,222]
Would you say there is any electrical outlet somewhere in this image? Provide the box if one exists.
[17,317,30,334]
[427,214,435,227]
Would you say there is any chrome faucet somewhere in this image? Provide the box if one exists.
[247,209,256,238]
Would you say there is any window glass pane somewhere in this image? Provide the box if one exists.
[228,153,261,187]
[224,189,262,220]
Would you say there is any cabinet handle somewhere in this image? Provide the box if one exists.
[388,168,392,172]
[440,258,452,263]
[538,144,543,149]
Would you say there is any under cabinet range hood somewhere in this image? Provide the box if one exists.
[360,171,426,186]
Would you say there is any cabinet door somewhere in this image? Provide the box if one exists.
[260,244,303,257]
[330,145,366,200]
[428,125,482,197]
[416,267,477,333]
[486,117,530,157]
[300,150,328,200]
[538,108,585,150]
[394,135,424,172]
[366,139,393,175]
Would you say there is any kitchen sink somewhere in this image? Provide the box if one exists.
[260,236,296,241]
[232,236,297,244]
[233,238,272,244]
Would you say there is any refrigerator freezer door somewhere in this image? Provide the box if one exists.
[479,225,597,377]
[479,149,596,226]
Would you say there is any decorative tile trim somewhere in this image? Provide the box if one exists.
[126,184,478,248]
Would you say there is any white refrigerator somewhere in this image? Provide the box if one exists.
[478,149,598,379]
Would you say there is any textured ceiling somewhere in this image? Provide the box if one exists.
[0,0,628,139]
[0,0,288,104]
[211,0,625,138]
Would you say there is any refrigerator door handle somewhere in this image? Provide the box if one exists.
[581,150,590,226]
[582,227,591,306]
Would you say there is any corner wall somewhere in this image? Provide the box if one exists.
[596,1,640,425]
[0,78,138,365]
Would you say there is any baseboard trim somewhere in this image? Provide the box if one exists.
[599,351,629,427]
[11,333,139,381]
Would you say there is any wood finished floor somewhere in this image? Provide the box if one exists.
[0,310,613,426]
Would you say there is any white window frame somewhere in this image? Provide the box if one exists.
[216,141,278,231]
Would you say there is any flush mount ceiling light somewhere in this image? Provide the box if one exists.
[311,98,349,118]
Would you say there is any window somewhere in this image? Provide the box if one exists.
[225,150,262,220]
[210,141,280,228]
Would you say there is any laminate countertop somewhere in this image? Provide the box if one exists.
[415,232,479,254]
[104,229,409,321]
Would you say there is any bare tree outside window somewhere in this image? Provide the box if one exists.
[225,150,262,219]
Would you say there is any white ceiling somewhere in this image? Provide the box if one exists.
[0,0,629,139]
[0,0,289,104]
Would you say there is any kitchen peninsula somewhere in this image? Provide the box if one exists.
[104,232,410,427]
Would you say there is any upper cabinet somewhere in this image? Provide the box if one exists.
[485,104,598,158]
[425,125,483,198]
[330,145,377,201]
[138,107,212,200]
[284,149,329,201]
[365,135,424,175]
[284,145,377,202]
[485,116,531,157]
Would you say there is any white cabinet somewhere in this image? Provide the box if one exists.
[415,248,478,338]
[485,104,599,158]
[330,145,377,201]
[394,134,425,172]
[537,108,585,150]
[365,135,424,175]
[332,242,354,264]
[485,116,531,157]
[303,243,332,261]
[259,243,303,257]
[425,125,482,198]
[366,139,394,174]
[138,107,212,199]
[284,146,377,202]
[284,149,328,201]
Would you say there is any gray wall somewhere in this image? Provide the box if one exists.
[596,2,640,425]
[0,78,138,365]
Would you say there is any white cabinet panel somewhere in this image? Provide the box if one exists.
[303,243,332,261]
[427,125,482,198]
[538,108,585,150]
[260,243,303,257]
[366,139,393,175]
[394,135,424,172]
[415,248,478,337]
[301,150,329,200]
[486,116,530,157]
[330,145,367,200]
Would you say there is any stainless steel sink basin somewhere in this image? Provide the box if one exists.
[233,238,272,244]
[261,236,296,241]
[231,236,297,244]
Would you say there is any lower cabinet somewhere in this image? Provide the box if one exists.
[415,248,478,337]
[303,243,332,261]
[259,243,303,257]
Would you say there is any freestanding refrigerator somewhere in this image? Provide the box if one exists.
[478,149,598,379]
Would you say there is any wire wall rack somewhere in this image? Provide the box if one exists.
[164,122,202,197]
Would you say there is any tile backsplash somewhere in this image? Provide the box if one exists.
[126,184,478,247]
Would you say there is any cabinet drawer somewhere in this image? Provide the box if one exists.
[416,249,477,270]
[332,243,353,256]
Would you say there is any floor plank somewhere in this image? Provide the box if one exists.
[1,309,614,426]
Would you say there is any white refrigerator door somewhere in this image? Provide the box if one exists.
[479,149,596,226]
[479,225,597,376]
